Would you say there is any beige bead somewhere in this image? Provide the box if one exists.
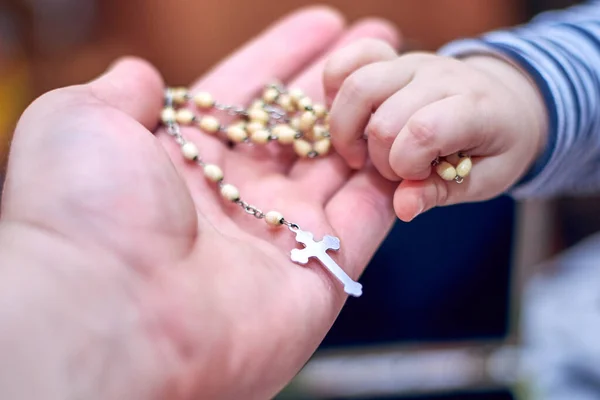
[248,108,270,124]
[171,87,189,104]
[290,117,301,131]
[251,129,271,144]
[299,111,317,131]
[289,88,304,102]
[262,87,279,104]
[312,103,327,118]
[220,184,240,201]
[273,124,297,144]
[181,142,199,161]
[250,99,265,110]
[194,92,215,108]
[161,107,176,123]
[246,121,265,134]
[199,116,220,133]
[175,108,195,124]
[436,161,457,181]
[297,96,313,110]
[203,164,224,182]
[456,157,473,178]
[314,138,331,155]
[230,120,246,130]
[277,94,295,112]
[294,139,313,157]
[312,124,329,140]
[226,125,248,143]
[265,210,284,226]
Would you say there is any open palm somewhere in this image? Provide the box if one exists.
[1,8,398,400]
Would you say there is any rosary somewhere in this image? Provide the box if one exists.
[160,83,472,298]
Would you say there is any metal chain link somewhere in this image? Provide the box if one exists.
[236,200,265,219]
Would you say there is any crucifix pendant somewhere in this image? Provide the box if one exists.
[289,226,363,297]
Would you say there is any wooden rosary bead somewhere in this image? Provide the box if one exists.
[194,92,215,109]
[250,129,271,144]
[294,139,313,157]
[248,108,270,124]
[175,108,195,124]
[161,107,176,124]
[289,88,304,103]
[436,161,457,181]
[171,87,189,104]
[181,142,199,160]
[227,125,248,143]
[312,103,327,119]
[297,96,313,110]
[290,117,301,131]
[314,138,331,155]
[220,184,240,201]
[230,120,246,129]
[203,164,224,182]
[312,125,329,140]
[299,111,317,132]
[199,116,220,133]
[265,210,284,226]
[273,124,297,144]
[246,121,265,134]
[277,94,294,112]
[262,87,279,104]
[456,157,473,177]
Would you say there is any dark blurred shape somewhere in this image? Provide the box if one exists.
[323,197,515,347]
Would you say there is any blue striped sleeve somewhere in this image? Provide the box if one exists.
[438,0,600,198]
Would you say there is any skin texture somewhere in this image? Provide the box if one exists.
[324,41,548,222]
[0,7,401,400]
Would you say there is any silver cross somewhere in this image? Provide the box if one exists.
[290,228,363,297]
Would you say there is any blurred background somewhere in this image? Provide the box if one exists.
[1,0,599,399]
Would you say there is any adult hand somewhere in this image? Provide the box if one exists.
[0,7,399,400]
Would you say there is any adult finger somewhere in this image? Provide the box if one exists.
[87,57,164,130]
[325,164,396,276]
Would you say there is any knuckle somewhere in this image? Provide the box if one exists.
[404,115,437,148]
[366,115,398,148]
[341,70,369,100]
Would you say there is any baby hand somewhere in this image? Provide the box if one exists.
[324,39,548,221]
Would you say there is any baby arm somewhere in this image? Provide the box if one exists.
[324,1,600,221]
